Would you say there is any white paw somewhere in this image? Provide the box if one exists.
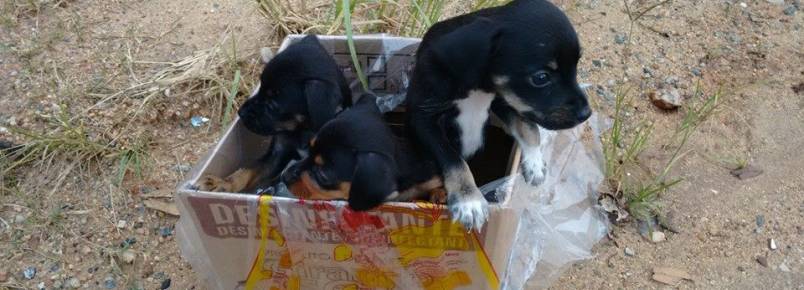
[520,149,547,186]
[447,187,489,231]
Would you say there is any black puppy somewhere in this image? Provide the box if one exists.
[407,0,591,230]
[282,95,444,210]
[197,35,352,193]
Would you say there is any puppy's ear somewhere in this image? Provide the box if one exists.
[304,79,342,131]
[348,152,396,211]
[430,18,500,84]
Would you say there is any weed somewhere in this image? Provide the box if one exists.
[603,87,721,222]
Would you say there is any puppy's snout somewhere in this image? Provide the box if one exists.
[576,105,592,121]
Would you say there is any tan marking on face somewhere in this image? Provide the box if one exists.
[390,175,444,202]
[547,60,558,70]
[314,155,324,165]
[289,172,350,200]
[309,137,317,147]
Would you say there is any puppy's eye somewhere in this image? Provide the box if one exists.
[528,71,551,88]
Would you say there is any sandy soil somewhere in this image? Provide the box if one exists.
[0,0,802,289]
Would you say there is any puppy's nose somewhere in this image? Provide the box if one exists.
[576,105,592,121]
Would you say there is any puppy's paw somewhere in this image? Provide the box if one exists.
[447,186,489,231]
[428,188,448,204]
[520,151,547,186]
[196,175,232,192]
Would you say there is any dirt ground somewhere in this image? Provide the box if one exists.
[1,0,802,289]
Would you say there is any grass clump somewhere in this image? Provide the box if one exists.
[603,86,721,222]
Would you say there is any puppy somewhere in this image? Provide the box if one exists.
[282,94,445,211]
[197,35,352,193]
[406,0,592,230]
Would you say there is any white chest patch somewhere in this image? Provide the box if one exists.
[454,90,495,157]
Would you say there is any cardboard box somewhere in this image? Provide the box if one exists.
[176,35,522,290]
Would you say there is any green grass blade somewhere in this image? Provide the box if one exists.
[222,69,241,128]
[343,0,369,91]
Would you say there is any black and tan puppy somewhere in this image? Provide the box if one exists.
[282,95,445,211]
[197,35,352,193]
[407,0,592,229]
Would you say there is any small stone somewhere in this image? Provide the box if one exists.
[37,282,45,290]
[53,280,63,289]
[755,215,765,228]
[784,5,797,15]
[767,0,784,5]
[624,247,636,257]
[121,237,137,248]
[664,76,679,87]
[651,231,667,243]
[691,68,702,77]
[159,227,173,237]
[740,2,747,8]
[769,238,778,250]
[778,263,791,272]
[66,277,81,288]
[14,214,26,223]
[116,220,127,229]
[0,269,8,282]
[650,89,682,110]
[81,246,92,255]
[173,164,192,173]
[104,276,117,289]
[731,165,764,180]
[757,256,769,267]
[614,33,628,44]
[121,250,136,264]
[592,59,603,67]
[160,278,172,289]
[23,266,36,279]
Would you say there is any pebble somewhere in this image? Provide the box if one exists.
[614,33,628,44]
[650,231,667,243]
[37,282,45,290]
[160,278,172,289]
[122,250,136,264]
[116,220,127,229]
[769,238,778,250]
[784,5,797,15]
[664,76,679,87]
[767,0,784,5]
[14,214,26,223]
[159,227,174,237]
[174,164,192,173]
[104,276,117,289]
[260,47,275,64]
[53,280,63,289]
[81,245,92,255]
[778,263,791,272]
[592,59,603,67]
[755,215,765,228]
[0,269,8,282]
[66,277,81,288]
[23,266,36,280]
[650,89,682,110]
[624,247,636,257]
[757,256,769,267]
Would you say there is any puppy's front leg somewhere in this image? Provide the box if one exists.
[248,133,303,189]
[410,113,488,231]
[492,100,546,186]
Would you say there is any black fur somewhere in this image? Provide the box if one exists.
[238,35,352,189]
[406,0,591,229]
[282,95,440,211]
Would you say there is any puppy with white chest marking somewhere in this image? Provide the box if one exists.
[407,0,592,230]
[196,35,352,193]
